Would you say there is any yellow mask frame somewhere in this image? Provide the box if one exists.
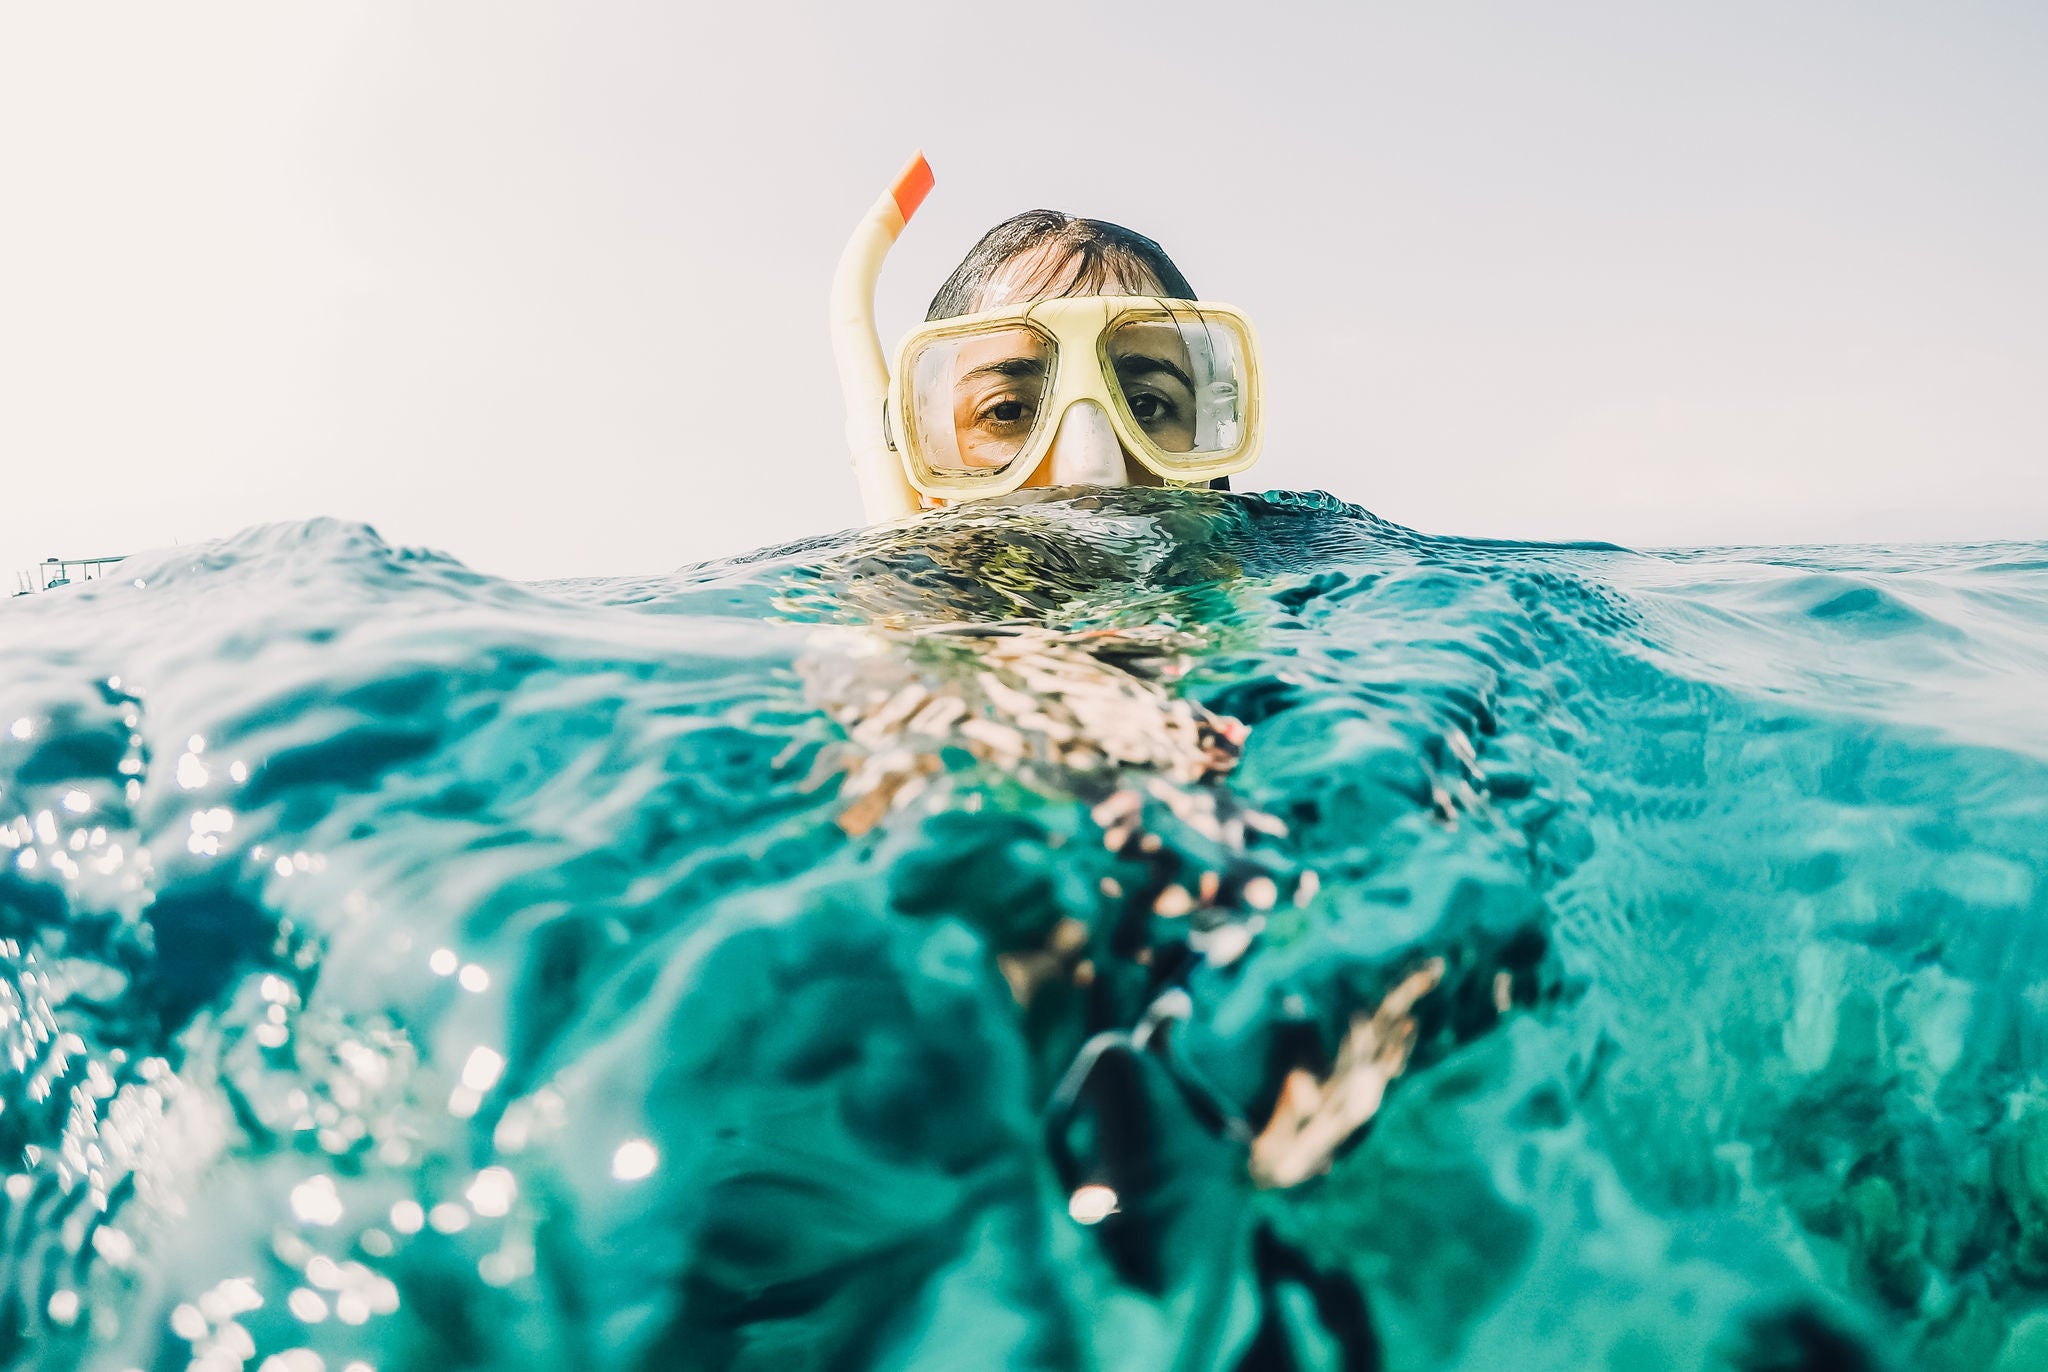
[884,295,1265,502]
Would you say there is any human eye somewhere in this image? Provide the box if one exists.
[974,393,1036,431]
[1123,387,1180,428]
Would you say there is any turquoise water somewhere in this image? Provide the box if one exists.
[3,490,2046,1371]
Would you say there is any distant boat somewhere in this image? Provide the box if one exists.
[12,555,129,596]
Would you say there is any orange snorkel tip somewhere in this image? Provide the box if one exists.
[891,152,935,226]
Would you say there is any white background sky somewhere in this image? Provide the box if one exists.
[3,2,2043,583]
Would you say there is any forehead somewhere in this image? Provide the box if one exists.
[973,239,1166,311]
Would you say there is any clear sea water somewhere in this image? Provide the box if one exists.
[3,489,2046,1372]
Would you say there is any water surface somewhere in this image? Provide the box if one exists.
[4,491,2046,1371]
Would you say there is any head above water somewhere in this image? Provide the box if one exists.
[830,154,1262,524]
[923,212,1209,494]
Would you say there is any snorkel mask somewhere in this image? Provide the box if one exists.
[832,154,1266,524]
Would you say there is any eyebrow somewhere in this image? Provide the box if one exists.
[1113,353,1194,390]
[960,357,1047,383]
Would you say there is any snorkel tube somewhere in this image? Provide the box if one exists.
[832,151,934,524]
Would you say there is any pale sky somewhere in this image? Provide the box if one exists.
[3,2,2043,583]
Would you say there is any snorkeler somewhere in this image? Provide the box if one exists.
[832,153,1266,523]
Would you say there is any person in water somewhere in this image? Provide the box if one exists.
[815,161,1436,1370]
[831,153,1265,522]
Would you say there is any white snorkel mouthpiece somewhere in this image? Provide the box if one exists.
[831,151,933,524]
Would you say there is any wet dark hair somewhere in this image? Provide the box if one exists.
[926,211,1196,321]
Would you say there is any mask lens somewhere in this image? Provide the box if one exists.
[1104,308,1253,465]
[903,327,1055,481]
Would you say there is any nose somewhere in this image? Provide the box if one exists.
[1044,400,1129,487]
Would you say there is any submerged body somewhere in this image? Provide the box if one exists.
[4,493,2048,1369]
